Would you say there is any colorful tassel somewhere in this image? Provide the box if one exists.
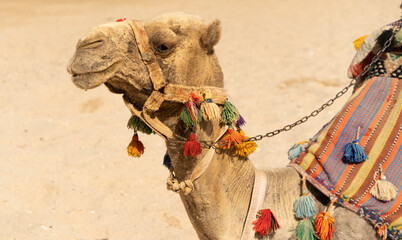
[353,35,368,50]
[371,168,398,202]
[221,100,239,125]
[200,90,221,121]
[288,141,308,160]
[180,94,202,129]
[127,133,145,157]
[163,152,172,170]
[342,127,368,163]
[295,217,317,240]
[236,114,246,127]
[183,133,202,157]
[235,129,257,157]
[252,209,280,236]
[219,128,246,149]
[294,176,316,218]
[127,115,154,135]
[314,201,335,240]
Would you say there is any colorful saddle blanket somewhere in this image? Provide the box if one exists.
[289,20,402,239]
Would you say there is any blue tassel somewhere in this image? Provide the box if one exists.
[342,140,368,163]
[342,126,368,163]
[294,176,316,218]
[163,152,172,170]
[288,142,308,160]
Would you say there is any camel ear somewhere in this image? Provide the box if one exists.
[201,19,221,54]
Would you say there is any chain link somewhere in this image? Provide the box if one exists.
[177,20,402,149]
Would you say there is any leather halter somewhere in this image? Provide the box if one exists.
[124,20,227,140]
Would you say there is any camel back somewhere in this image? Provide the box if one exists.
[289,19,402,239]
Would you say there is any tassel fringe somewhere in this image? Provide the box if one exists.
[288,141,308,160]
[163,152,172,170]
[314,201,335,240]
[180,94,202,129]
[235,129,257,157]
[342,127,368,163]
[127,115,154,134]
[295,217,317,240]
[221,100,239,125]
[252,209,280,236]
[183,133,202,157]
[371,168,398,202]
[127,133,145,157]
[236,114,246,127]
[353,35,368,50]
[200,90,221,121]
[219,128,246,149]
[294,176,316,218]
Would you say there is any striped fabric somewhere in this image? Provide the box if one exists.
[289,74,402,237]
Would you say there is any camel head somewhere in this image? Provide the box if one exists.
[67,13,224,136]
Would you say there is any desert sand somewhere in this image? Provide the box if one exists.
[0,0,401,239]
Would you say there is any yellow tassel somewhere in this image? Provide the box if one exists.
[371,168,397,202]
[235,130,258,157]
[353,35,368,50]
[127,133,145,157]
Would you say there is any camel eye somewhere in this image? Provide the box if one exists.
[157,44,169,52]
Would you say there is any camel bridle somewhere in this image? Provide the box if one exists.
[124,20,227,141]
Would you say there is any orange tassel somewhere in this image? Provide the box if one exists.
[375,223,387,240]
[183,133,202,157]
[127,133,145,157]
[315,202,335,240]
[235,130,258,156]
[252,209,280,236]
[219,128,246,149]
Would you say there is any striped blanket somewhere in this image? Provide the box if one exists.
[289,20,402,239]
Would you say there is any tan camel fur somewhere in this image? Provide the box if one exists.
[67,13,379,239]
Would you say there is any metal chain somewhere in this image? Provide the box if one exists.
[174,20,402,149]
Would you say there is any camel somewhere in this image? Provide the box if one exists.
[67,13,380,239]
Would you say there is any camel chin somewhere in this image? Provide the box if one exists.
[70,61,122,90]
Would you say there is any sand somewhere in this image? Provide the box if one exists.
[0,0,400,239]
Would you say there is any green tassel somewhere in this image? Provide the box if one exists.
[221,100,239,125]
[127,115,153,135]
[295,217,317,240]
[180,107,202,129]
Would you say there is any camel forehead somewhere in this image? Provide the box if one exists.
[149,12,205,32]
[89,21,132,38]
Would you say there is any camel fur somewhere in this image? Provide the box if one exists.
[67,13,379,239]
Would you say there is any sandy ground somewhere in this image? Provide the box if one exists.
[0,0,401,239]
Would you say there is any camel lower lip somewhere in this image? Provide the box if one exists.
[70,61,122,89]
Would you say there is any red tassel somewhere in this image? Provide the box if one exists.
[116,18,126,22]
[219,128,246,149]
[252,209,280,236]
[183,133,202,157]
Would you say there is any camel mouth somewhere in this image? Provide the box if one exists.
[71,61,122,90]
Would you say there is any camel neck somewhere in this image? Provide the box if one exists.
[165,121,256,239]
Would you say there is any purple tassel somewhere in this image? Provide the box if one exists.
[236,114,246,127]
